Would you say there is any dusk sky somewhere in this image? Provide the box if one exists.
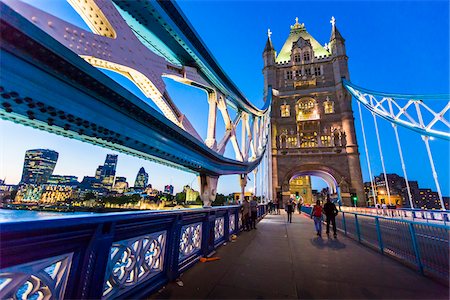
[0,0,448,196]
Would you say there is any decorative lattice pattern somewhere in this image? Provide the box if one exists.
[0,253,73,300]
[103,231,166,299]
[214,217,225,241]
[179,223,202,262]
[229,214,236,233]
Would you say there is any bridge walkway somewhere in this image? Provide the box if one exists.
[150,212,448,299]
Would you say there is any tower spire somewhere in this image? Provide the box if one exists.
[264,28,275,52]
[330,16,344,42]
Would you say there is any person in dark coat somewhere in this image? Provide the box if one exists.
[286,198,294,223]
[323,195,339,238]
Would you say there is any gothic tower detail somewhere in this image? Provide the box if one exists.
[264,17,364,206]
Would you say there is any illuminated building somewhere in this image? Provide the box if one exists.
[264,17,364,206]
[93,154,118,190]
[20,149,58,184]
[47,175,79,185]
[364,173,449,209]
[15,184,77,204]
[134,167,149,189]
[40,185,78,204]
[288,176,313,204]
[164,185,174,195]
[113,177,129,194]
[184,185,200,202]
[233,192,254,202]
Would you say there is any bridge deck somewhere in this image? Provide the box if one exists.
[150,212,448,299]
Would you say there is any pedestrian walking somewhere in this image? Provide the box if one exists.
[268,200,274,214]
[323,195,338,238]
[298,199,303,214]
[242,198,250,231]
[286,198,294,223]
[311,200,323,237]
[250,196,258,229]
[275,199,280,215]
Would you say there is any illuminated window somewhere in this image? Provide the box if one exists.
[303,52,310,62]
[300,132,318,148]
[287,136,298,147]
[314,66,322,76]
[286,70,293,80]
[280,103,290,117]
[320,135,331,147]
[323,97,335,114]
[297,98,319,121]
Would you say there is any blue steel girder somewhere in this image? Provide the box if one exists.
[1,0,271,168]
[112,0,270,116]
[0,4,267,176]
[343,79,450,141]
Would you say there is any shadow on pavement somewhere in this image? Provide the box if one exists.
[310,236,346,250]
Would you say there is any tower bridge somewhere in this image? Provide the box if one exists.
[0,0,449,299]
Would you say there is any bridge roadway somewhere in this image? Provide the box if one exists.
[150,212,448,299]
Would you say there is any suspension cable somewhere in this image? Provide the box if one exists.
[372,112,392,205]
[357,101,378,206]
[392,124,414,209]
[422,136,445,209]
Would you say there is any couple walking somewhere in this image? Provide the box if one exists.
[311,196,339,238]
[242,197,258,231]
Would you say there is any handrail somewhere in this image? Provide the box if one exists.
[301,206,449,284]
[0,205,269,299]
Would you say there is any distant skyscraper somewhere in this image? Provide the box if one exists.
[93,154,118,190]
[134,167,149,189]
[47,175,79,185]
[20,149,58,184]
[113,177,129,193]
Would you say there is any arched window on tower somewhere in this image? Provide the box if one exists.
[323,96,335,114]
[280,102,290,117]
[296,98,320,121]
[279,129,288,148]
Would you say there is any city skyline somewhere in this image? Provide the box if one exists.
[0,0,448,196]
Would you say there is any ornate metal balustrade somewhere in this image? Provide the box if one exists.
[0,205,268,299]
[300,206,449,284]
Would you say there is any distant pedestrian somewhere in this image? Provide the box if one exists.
[275,200,280,215]
[268,200,274,214]
[311,200,323,237]
[250,197,258,229]
[242,198,250,231]
[286,198,294,223]
[381,203,387,216]
[323,196,338,238]
[298,199,303,214]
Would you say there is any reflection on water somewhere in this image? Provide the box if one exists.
[0,209,95,222]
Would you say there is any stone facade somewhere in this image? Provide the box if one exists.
[263,18,364,206]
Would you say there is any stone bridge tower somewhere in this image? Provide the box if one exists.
[263,17,364,206]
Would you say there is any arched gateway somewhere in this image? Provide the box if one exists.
[263,18,364,206]
[283,164,349,205]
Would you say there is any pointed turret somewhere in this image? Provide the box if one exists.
[264,30,275,52]
[263,28,276,101]
[263,28,276,66]
[329,16,346,56]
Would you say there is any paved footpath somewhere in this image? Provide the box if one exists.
[150,212,448,299]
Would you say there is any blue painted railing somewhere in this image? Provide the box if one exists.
[301,206,449,284]
[341,206,450,224]
[0,205,267,299]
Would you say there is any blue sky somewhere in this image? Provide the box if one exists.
[0,0,449,196]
